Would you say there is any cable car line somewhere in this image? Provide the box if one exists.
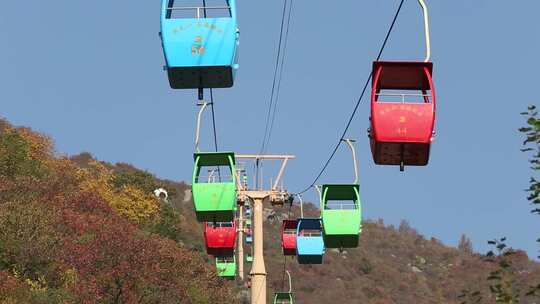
[259,0,287,154]
[256,0,293,193]
[294,0,406,195]
[280,202,293,290]
[209,89,219,152]
[265,0,294,156]
[259,0,293,155]
[209,88,222,181]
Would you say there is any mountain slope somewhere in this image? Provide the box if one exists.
[2,118,539,304]
[0,120,238,304]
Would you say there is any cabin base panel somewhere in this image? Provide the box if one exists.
[167,66,234,89]
[371,140,431,167]
[297,254,323,264]
[207,248,235,256]
[217,274,236,280]
[282,248,296,256]
[323,234,359,249]
[195,210,235,223]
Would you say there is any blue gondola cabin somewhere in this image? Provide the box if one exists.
[296,218,325,264]
[160,0,240,89]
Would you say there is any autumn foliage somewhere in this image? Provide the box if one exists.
[0,120,237,303]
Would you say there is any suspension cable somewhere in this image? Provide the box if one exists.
[295,0,406,195]
[264,0,294,155]
[259,0,292,155]
[281,200,293,290]
[210,89,219,152]
[209,89,221,181]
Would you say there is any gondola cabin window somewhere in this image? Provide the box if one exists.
[283,228,296,235]
[217,256,234,263]
[324,200,358,210]
[207,222,234,228]
[299,229,322,237]
[375,89,433,104]
[166,0,232,19]
[194,166,233,183]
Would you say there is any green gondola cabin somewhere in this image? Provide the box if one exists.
[215,255,236,278]
[321,184,362,248]
[192,152,237,222]
[273,292,294,304]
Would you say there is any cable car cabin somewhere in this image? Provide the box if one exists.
[369,61,436,170]
[273,292,294,304]
[160,0,239,89]
[192,152,237,222]
[246,254,253,262]
[296,218,325,264]
[215,255,236,278]
[246,232,252,244]
[321,184,362,248]
[204,221,237,256]
[281,220,298,256]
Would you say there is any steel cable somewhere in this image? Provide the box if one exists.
[260,0,292,155]
[295,0,407,195]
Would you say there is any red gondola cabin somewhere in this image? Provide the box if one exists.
[281,220,298,256]
[369,61,436,171]
[204,221,237,256]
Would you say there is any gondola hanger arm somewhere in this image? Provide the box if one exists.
[194,101,209,152]
[286,270,292,293]
[297,194,304,218]
[418,0,431,62]
[314,185,322,207]
[342,139,359,184]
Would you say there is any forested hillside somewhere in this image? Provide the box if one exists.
[1,119,539,304]
[0,119,238,303]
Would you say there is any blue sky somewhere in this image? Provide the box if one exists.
[1,0,539,258]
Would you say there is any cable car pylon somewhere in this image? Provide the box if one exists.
[235,163,250,282]
[234,154,295,304]
[237,200,245,281]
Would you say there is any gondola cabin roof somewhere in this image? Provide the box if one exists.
[321,184,360,201]
[297,218,323,230]
[194,151,236,166]
[373,61,433,91]
[282,219,298,230]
